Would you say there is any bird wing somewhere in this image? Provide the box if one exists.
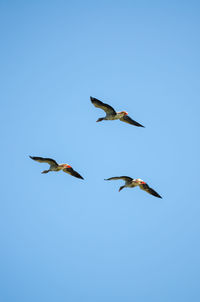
[29,156,58,166]
[139,183,162,198]
[63,167,84,179]
[90,97,116,115]
[120,115,144,127]
[105,176,132,183]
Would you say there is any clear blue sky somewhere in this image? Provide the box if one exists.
[1,1,200,301]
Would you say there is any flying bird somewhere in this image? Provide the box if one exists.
[90,97,144,127]
[105,176,162,198]
[29,156,84,179]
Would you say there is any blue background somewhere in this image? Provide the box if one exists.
[1,1,200,301]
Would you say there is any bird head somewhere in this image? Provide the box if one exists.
[120,111,128,116]
[136,178,146,184]
[61,164,72,168]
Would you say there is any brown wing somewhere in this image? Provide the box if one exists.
[139,183,162,198]
[105,176,133,183]
[90,97,116,115]
[120,115,144,127]
[63,167,84,179]
[29,156,58,166]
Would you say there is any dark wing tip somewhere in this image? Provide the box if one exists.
[72,169,84,180]
[90,96,95,102]
[151,189,162,198]
[133,120,145,128]
[121,115,145,127]
[129,116,145,128]
[90,96,101,103]
[150,189,162,198]
[29,156,34,160]
[141,184,162,198]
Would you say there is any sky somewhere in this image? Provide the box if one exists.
[0,0,200,301]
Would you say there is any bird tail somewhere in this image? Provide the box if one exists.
[41,170,49,174]
[96,117,104,122]
[119,185,125,192]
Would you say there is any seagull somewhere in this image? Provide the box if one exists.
[105,176,162,198]
[29,156,84,179]
[90,97,144,127]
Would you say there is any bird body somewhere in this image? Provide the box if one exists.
[104,111,128,120]
[29,156,84,179]
[90,96,144,127]
[105,176,162,198]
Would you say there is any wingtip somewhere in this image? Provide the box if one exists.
[138,123,145,128]
[73,175,84,180]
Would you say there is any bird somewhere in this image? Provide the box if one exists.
[104,176,162,198]
[90,96,144,127]
[29,156,84,179]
